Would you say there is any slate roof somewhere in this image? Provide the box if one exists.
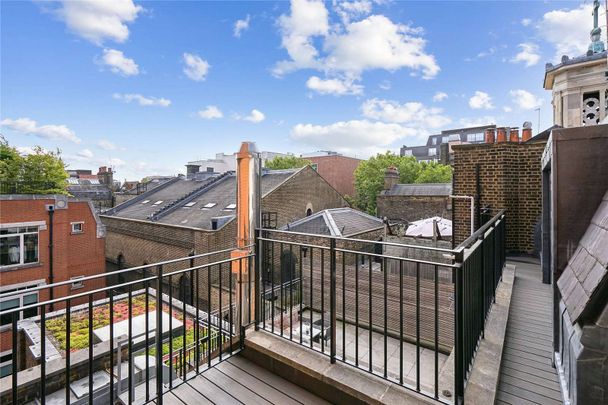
[557,190,608,324]
[282,208,383,237]
[106,169,298,230]
[382,183,452,197]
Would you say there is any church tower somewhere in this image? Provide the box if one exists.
[544,0,608,127]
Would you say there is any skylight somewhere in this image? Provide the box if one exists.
[224,203,237,210]
[184,202,196,207]
[153,200,163,205]
[203,203,217,209]
[141,200,150,204]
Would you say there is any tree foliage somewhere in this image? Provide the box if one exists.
[353,152,452,214]
[0,137,68,194]
[265,155,312,170]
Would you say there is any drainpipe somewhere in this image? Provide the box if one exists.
[47,205,55,311]
[450,195,475,236]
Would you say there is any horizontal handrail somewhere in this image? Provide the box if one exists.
[456,209,505,250]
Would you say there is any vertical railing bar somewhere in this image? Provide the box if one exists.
[40,304,46,405]
[399,260,403,386]
[128,285,133,404]
[156,265,163,405]
[434,264,439,400]
[330,238,336,364]
[368,254,372,373]
[144,276,149,402]
[383,257,388,379]
[229,260,234,356]
[454,250,464,403]
[218,263,223,362]
[66,298,72,405]
[299,245,303,345]
[12,312,18,405]
[255,229,261,331]
[289,243,293,341]
[109,290,115,403]
[196,266,200,374]
[169,274,174,389]
[207,266,211,369]
[87,295,93,405]
[310,246,314,350]
[342,249,346,362]
[355,254,359,367]
[416,262,420,392]
[321,248,325,353]
[183,269,188,379]
[239,258,244,349]
[271,241,275,335]
[280,242,284,337]
[247,252,252,325]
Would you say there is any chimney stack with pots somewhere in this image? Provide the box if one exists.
[384,166,399,191]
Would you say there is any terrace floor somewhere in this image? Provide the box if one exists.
[155,356,328,405]
[496,260,563,405]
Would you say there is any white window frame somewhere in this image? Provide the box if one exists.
[0,225,40,268]
[71,222,84,234]
[0,282,42,330]
[403,150,413,156]
[428,148,437,156]
[0,350,12,378]
[442,136,449,143]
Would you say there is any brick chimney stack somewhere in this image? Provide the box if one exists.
[522,121,533,142]
[485,128,495,144]
[496,127,507,143]
[509,128,520,143]
[384,166,399,191]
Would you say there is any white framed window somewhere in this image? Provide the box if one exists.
[141,200,150,204]
[0,226,39,267]
[431,138,437,145]
[428,148,437,156]
[442,136,449,143]
[224,203,237,210]
[71,222,84,234]
[0,350,12,378]
[202,202,217,209]
[153,200,163,205]
[0,287,39,326]
[70,276,85,290]
[403,150,413,156]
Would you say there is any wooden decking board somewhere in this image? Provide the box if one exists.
[188,374,243,404]
[228,356,330,405]
[171,381,214,405]
[202,367,273,405]
[498,380,562,405]
[162,391,187,405]
[498,261,563,404]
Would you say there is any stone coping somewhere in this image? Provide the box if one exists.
[462,263,516,404]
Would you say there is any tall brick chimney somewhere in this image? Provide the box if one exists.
[384,166,399,191]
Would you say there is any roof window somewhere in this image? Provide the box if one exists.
[141,200,150,204]
[202,202,217,209]
[224,203,237,210]
[184,202,196,208]
[153,200,163,205]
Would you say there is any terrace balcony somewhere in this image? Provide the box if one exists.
[0,211,515,404]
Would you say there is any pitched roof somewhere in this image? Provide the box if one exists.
[557,190,608,324]
[105,169,298,230]
[382,183,452,197]
[282,208,383,237]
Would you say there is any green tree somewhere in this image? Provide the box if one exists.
[353,152,452,214]
[0,137,68,194]
[265,155,312,170]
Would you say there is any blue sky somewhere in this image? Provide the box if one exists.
[1,0,605,181]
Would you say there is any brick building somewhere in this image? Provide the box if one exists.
[0,195,106,375]
[301,151,362,197]
[452,126,545,253]
[100,166,347,306]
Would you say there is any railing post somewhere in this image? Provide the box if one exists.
[330,238,337,364]
[254,229,260,331]
[156,264,164,405]
[479,233,485,339]
[454,248,465,403]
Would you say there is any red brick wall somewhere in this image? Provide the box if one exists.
[0,197,106,351]
[307,155,361,197]
[452,141,546,252]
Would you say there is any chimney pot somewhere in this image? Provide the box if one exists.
[484,128,495,144]
[522,128,533,142]
[509,128,519,143]
[496,128,507,143]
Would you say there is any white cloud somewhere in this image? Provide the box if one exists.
[237,109,266,123]
[511,43,540,67]
[97,139,125,151]
[234,15,250,37]
[539,4,606,60]
[503,106,513,113]
[378,80,391,90]
[53,0,143,45]
[113,93,171,107]
[334,0,372,24]
[198,106,223,119]
[274,0,439,94]
[100,48,139,76]
[291,119,419,156]
[459,116,497,128]
[361,98,451,128]
[182,53,210,81]
[306,76,363,96]
[1,117,81,143]
[468,91,494,110]
[433,91,448,102]
[510,89,542,110]
[77,149,94,158]
[521,18,532,27]
[15,146,44,156]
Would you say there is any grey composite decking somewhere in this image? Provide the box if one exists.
[496,261,563,405]
[156,355,329,405]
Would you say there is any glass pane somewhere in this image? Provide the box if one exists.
[0,236,21,265]
[0,227,18,235]
[0,363,12,378]
[0,299,20,310]
[24,234,38,264]
[23,307,37,319]
[23,293,38,305]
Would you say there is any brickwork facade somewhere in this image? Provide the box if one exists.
[452,141,546,253]
[377,195,450,223]
[0,196,106,352]
[306,155,361,197]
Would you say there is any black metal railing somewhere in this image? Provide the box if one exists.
[0,247,253,405]
[254,210,506,404]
